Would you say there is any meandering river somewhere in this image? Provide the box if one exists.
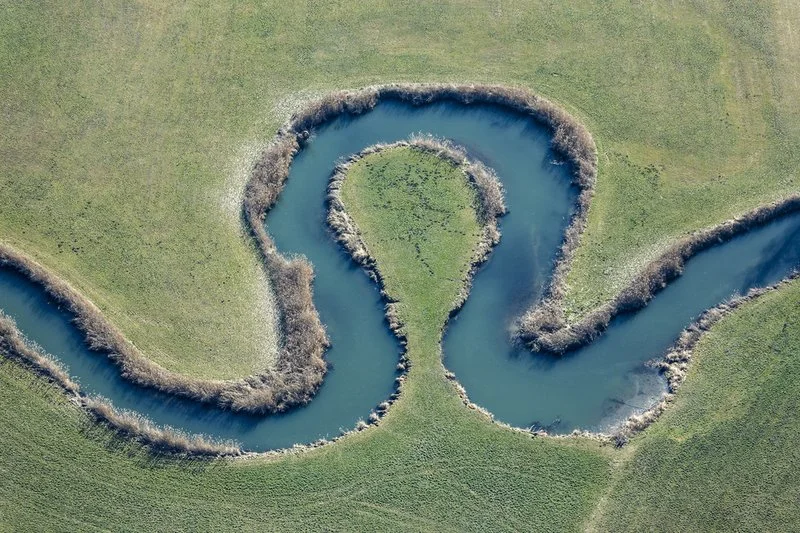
[1,99,798,450]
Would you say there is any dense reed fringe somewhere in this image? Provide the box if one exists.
[0,82,795,451]
[0,83,595,422]
[241,83,596,414]
[516,195,800,354]
[262,84,800,444]
[612,272,799,446]
[82,398,241,456]
[0,313,241,456]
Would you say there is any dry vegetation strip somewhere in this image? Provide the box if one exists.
[517,194,800,354]
[0,312,240,456]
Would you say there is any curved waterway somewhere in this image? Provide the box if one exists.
[1,99,799,451]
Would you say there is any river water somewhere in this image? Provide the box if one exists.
[1,99,797,450]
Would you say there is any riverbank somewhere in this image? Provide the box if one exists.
[243,83,595,413]
[3,85,796,452]
[517,194,800,354]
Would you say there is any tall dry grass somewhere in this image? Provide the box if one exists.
[83,397,241,456]
[516,195,800,353]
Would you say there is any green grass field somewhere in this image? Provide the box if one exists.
[1,0,800,530]
[1,0,798,377]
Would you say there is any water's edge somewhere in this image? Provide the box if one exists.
[0,86,797,454]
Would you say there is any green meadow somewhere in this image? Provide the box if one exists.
[1,0,799,530]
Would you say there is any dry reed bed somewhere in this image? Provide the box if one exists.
[0,312,240,456]
[0,83,593,458]
[517,194,800,353]
[2,81,795,451]
[306,85,799,445]
[0,82,795,452]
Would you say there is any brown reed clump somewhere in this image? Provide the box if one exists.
[516,194,800,354]
[83,397,241,456]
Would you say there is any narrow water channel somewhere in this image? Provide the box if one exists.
[0,99,797,450]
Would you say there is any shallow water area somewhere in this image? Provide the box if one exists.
[0,98,798,451]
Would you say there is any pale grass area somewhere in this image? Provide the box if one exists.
[218,142,281,372]
[775,0,800,140]
[270,87,337,129]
